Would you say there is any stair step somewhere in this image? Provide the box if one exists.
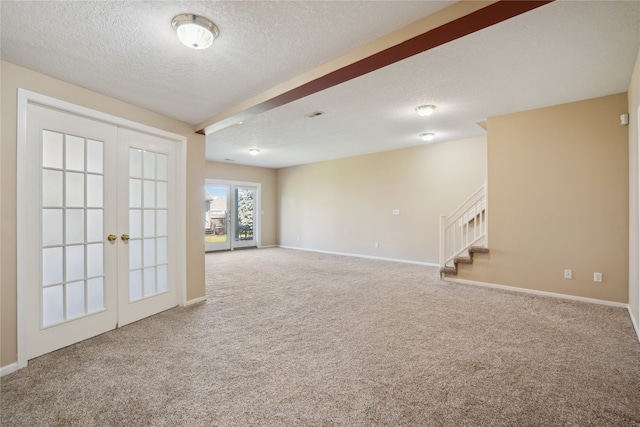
[469,246,489,254]
[454,256,473,264]
[440,266,457,276]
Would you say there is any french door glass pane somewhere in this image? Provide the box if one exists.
[205,186,228,246]
[143,151,156,179]
[144,267,156,296]
[66,172,84,207]
[130,210,142,239]
[66,281,85,318]
[42,285,64,325]
[42,247,63,286]
[66,209,84,244]
[130,270,142,300]
[86,139,103,173]
[235,188,254,241]
[43,209,63,246]
[87,175,103,208]
[157,182,168,208]
[143,181,155,207]
[143,210,155,237]
[66,135,85,171]
[143,238,155,267]
[156,154,168,180]
[157,237,167,264]
[157,210,167,236]
[157,265,168,292]
[130,179,142,208]
[66,245,84,282]
[129,240,142,269]
[87,244,103,277]
[130,148,142,177]
[87,278,104,312]
[42,131,63,169]
[86,210,103,242]
[42,170,63,207]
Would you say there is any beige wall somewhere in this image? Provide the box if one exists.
[460,93,629,303]
[628,47,640,330]
[205,161,278,247]
[1,61,206,367]
[277,137,487,264]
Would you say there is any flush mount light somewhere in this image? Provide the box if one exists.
[249,148,261,155]
[171,14,219,50]
[420,133,435,142]
[416,105,436,116]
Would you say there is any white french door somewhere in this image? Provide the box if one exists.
[204,180,260,251]
[117,129,179,326]
[21,99,182,362]
[25,104,119,360]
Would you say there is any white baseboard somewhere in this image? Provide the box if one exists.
[279,245,439,267]
[1,362,19,377]
[629,306,640,342]
[259,245,278,249]
[184,296,206,307]
[445,277,629,308]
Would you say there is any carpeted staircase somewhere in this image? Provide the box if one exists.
[440,245,489,277]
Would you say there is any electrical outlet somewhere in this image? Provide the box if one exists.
[564,269,572,279]
[594,272,602,282]
[374,242,379,248]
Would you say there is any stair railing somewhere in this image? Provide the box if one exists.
[439,181,488,268]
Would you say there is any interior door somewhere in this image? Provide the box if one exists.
[117,128,179,327]
[204,184,231,251]
[23,103,181,361]
[25,104,118,360]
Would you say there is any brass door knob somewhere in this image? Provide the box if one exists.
[107,234,117,242]
[121,234,130,242]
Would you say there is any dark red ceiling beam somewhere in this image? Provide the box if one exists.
[197,0,553,135]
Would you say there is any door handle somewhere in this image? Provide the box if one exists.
[107,234,117,242]
[121,234,130,242]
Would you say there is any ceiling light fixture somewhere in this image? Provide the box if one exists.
[171,14,219,50]
[249,148,261,155]
[420,133,435,142]
[416,105,436,116]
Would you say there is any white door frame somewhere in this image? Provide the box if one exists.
[205,179,262,250]
[16,89,187,369]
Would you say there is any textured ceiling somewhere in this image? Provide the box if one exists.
[0,0,451,125]
[2,1,640,169]
[206,0,640,168]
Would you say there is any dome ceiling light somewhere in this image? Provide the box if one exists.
[420,133,435,142]
[171,14,219,50]
[416,105,436,116]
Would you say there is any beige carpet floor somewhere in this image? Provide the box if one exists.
[2,247,640,426]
